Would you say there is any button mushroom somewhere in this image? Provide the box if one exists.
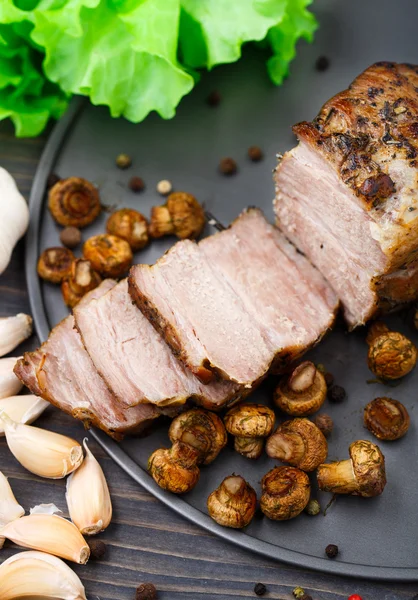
[364,397,410,441]
[366,321,417,380]
[83,234,133,278]
[317,440,386,497]
[260,466,310,520]
[61,259,101,308]
[48,177,101,228]
[169,408,227,465]
[207,475,257,528]
[106,209,149,251]
[148,441,200,494]
[37,247,75,284]
[224,404,275,459]
[265,418,328,472]
[149,192,205,240]
[274,361,327,416]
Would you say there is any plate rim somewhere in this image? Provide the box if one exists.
[26,96,418,582]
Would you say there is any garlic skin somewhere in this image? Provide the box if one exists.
[0,411,83,478]
[0,551,87,599]
[0,167,29,276]
[0,357,23,398]
[0,471,25,549]
[66,438,112,535]
[1,512,90,564]
[0,394,49,435]
[0,314,33,357]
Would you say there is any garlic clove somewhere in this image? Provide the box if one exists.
[0,411,83,478]
[1,513,90,564]
[0,314,33,357]
[0,471,25,548]
[0,357,23,399]
[0,167,30,276]
[30,503,62,515]
[66,438,112,535]
[0,394,49,435]
[0,550,87,599]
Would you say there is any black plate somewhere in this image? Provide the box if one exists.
[26,0,418,580]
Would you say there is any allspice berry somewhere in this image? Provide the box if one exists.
[312,413,333,437]
[116,153,132,169]
[60,226,81,249]
[248,146,263,162]
[254,582,267,596]
[207,90,221,106]
[136,582,157,600]
[325,543,339,558]
[219,157,237,175]
[129,176,145,192]
[88,539,106,559]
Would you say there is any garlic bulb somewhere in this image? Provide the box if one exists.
[66,438,112,535]
[0,551,87,599]
[0,314,32,357]
[1,510,90,564]
[0,471,25,548]
[0,395,49,435]
[0,411,83,478]
[0,356,23,398]
[0,167,29,275]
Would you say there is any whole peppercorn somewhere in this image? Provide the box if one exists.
[325,544,339,558]
[136,583,157,600]
[316,55,330,71]
[248,146,263,162]
[293,587,306,599]
[219,157,237,175]
[254,582,267,596]
[207,90,221,106]
[116,153,132,169]
[60,226,81,249]
[129,176,145,192]
[156,179,173,196]
[46,173,61,190]
[324,372,334,387]
[305,498,321,516]
[327,384,346,403]
[88,539,106,559]
[312,413,333,437]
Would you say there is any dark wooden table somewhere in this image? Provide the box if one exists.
[0,120,416,600]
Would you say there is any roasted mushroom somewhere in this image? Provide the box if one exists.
[169,408,227,465]
[364,397,410,441]
[224,404,275,459]
[37,247,74,284]
[366,321,417,380]
[260,466,310,520]
[266,418,328,472]
[312,413,334,438]
[148,441,200,494]
[48,177,101,228]
[83,234,133,278]
[317,440,386,497]
[207,475,257,528]
[274,361,327,416]
[61,259,102,308]
[106,209,149,251]
[149,192,205,240]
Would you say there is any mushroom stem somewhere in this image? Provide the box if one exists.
[221,475,246,497]
[317,459,357,494]
[234,436,264,459]
[266,431,305,463]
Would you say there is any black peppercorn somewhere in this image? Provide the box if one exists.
[219,157,237,175]
[136,583,157,600]
[324,372,334,387]
[316,56,330,71]
[248,146,264,162]
[116,153,132,169]
[254,582,267,596]
[129,176,145,192]
[88,539,106,559]
[207,90,221,106]
[327,384,346,403]
[46,173,61,190]
[325,543,339,558]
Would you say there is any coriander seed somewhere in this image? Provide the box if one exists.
[305,498,321,515]
[293,587,306,599]
[116,153,132,169]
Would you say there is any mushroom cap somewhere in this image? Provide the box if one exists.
[148,442,200,494]
[48,177,101,228]
[224,404,275,438]
[364,397,410,441]
[367,331,417,380]
[265,418,328,472]
[260,466,310,520]
[207,475,257,528]
[349,440,387,497]
[106,208,149,251]
[83,234,133,278]
[169,408,227,465]
[166,192,205,239]
[274,367,326,416]
[37,247,75,284]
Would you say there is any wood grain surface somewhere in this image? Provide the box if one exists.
[0,120,416,600]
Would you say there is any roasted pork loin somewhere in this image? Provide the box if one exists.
[130,209,338,386]
[274,62,418,328]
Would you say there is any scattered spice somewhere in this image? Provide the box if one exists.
[88,539,106,559]
[156,179,173,195]
[325,543,339,558]
[312,413,333,437]
[254,582,267,596]
[135,582,157,600]
[46,173,61,190]
[116,153,132,169]
[248,146,263,162]
[219,157,237,175]
[324,372,334,387]
[315,56,330,71]
[60,226,81,249]
[327,384,346,403]
[207,90,221,106]
[305,498,321,516]
[293,587,306,599]
[129,176,145,192]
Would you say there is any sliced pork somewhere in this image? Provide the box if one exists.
[274,62,418,327]
[130,210,338,386]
